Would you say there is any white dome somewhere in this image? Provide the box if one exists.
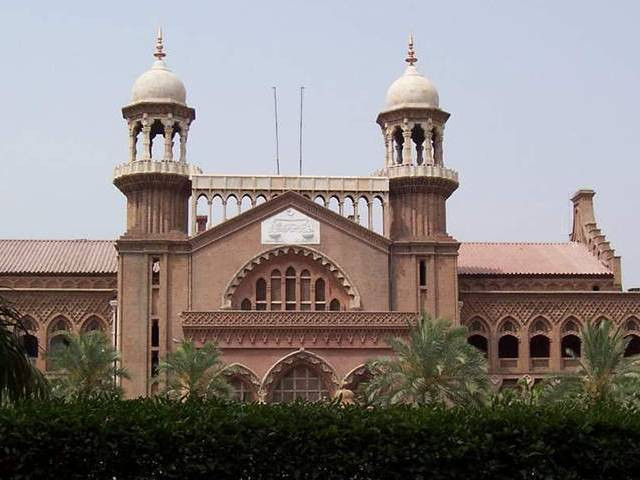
[385,64,439,110]
[131,59,186,104]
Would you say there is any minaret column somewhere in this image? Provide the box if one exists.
[141,121,152,160]
[162,120,174,161]
[179,122,189,162]
[401,121,413,166]
[128,123,138,162]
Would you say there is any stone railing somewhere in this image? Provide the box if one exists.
[374,164,459,182]
[113,160,202,180]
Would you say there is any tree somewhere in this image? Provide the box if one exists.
[47,330,128,400]
[542,319,640,404]
[0,294,48,402]
[157,340,233,401]
[363,315,489,407]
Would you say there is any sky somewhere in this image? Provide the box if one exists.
[0,1,638,288]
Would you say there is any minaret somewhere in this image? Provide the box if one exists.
[114,29,199,239]
[114,31,199,397]
[378,36,460,321]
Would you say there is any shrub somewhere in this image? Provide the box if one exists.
[2,399,640,479]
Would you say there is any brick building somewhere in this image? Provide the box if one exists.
[2,33,639,400]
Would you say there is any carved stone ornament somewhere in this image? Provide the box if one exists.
[261,208,320,245]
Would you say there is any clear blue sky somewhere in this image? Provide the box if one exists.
[1,1,638,288]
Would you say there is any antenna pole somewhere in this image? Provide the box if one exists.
[272,87,280,175]
[299,86,304,175]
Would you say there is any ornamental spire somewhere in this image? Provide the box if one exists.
[154,27,166,60]
[405,33,417,66]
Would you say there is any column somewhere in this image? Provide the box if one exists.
[401,122,413,166]
[338,199,344,216]
[179,123,189,162]
[190,196,197,235]
[141,123,151,161]
[222,199,227,221]
[434,127,444,166]
[367,200,373,229]
[423,127,433,165]
[128,124,137,162]
[384,127,393,167]
[207,199,213,228]
[163,123,174,161]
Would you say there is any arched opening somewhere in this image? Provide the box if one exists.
[314,278,325,311]
[285,267,296,310]
[343,196,355,221]
[270,269,282,310]
[255,278,267,310]
[255,195,267,206]
[625,334,640,357]
[314,195,326,207]
[240,298,252,311]
[561,334,581,358]
[530,335,550,358]
[47,316,71,370]
[170,123,182,161]
[498,335,518,359]
[82,315,105,333]
[226,195,239,219]
[149,119,165,160]
[271,363,329,403]
[392,127,404,164]
[196,195,209,233]
[211,195,224,225]
[329,299,340,311]
[371,196,384,235]
[357,197,368,228]
[21,334,38,359]
[300,269,311,311]
[328,196,340,214]
[131,122,142,161]
[468,334,488,356]
[411,124,425,166]
[240,195,253,213]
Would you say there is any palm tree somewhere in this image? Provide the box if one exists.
[0,294,48,402]
[157,339,233,401]
[542,319,640,404]
[363,315,489,407]
[47,330,128,400]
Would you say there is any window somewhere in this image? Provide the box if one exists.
[271,364,328,403]
[498,335,518,359]
[83,316,104,333]
[231,377,254,402]
[241,298,252,311]
[270,270,282,310]
[561,335,581,358]
[22,334,38,359]
[530,335,550,358]
[468,335,488,356]
[151,319,159,347]
[300,270,311,311]
[314,279,326,311]
[256,278,267,310]
[285,267,296,310]
[151,258,160,285]
[625,335,640,357]
[329,299,340,311]
[419,260,426,288]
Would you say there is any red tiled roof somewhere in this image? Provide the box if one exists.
[0,240,117,274]
[0,239,610,277]
[458,242,611,275]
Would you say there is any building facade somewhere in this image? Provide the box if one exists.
[2,33,639,400]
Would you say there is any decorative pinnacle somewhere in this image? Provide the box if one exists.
[154,27,166,60]
[405,33,417,66]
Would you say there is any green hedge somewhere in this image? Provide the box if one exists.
[2,399,640,479]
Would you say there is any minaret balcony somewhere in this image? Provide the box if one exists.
[374,164,458,182]
[113,160,202,181]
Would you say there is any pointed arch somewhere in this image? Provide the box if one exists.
[223,246,362,310]
[341,364,372,393]
[529,316,552,338]
[224,363,261,402]
[497,316,520,337]
[262,349,339,402]
[81,314,107,333]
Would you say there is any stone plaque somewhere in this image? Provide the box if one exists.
[261,208,320,245]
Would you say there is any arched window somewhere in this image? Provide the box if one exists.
[314,278,326,311]
[411,124,425,165]
[256,278,267,310]
[392,127,404,164]
[82,316,104,333]
[285,267,296,310]
[241,298,252,311]
[230,377,255,402]
[625,317,640,333]
[468,334,488,356]
[498,335,518,359]
[329,299,340,311]
[270,269,282,310]
[22,334,38,359]
[625,334,640,357]
[530,335,550,358]
[561,334,581,358]
[271,364,329,403]
[300,270,311,311]
[47,316,70,370]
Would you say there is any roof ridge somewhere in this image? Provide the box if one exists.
[0,238,115,242]
[461,241,578,246]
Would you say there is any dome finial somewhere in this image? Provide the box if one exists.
[154,27,166,60]
[405,33,417,66]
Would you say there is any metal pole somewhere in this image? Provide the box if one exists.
[272,86,280,175]
[299,86,304,176]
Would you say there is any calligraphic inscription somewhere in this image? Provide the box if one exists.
[261,208,320,245]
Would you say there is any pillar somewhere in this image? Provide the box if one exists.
[401,122,413,166]
[163,122,174,161]
[141,123,151,161]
